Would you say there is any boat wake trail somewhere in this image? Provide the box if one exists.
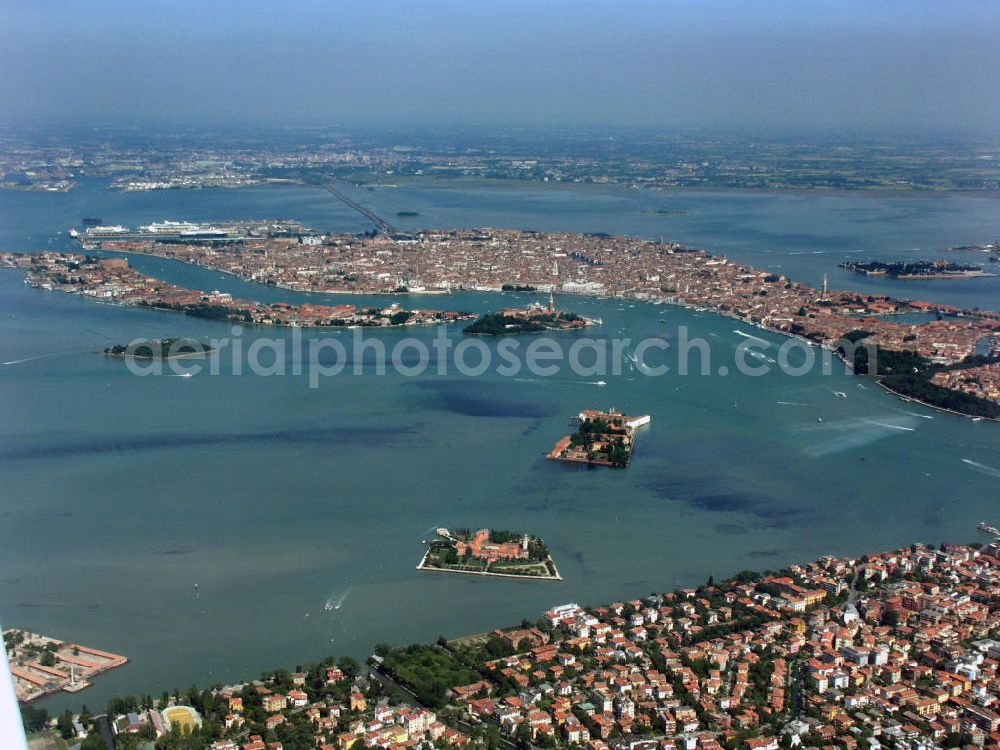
[733,330,771,347]
[622,347,653,375]
[3,350,85,366]
[862,419,916,432]
[776,401,810,406]
[324,585,352,612]
[961,458,1000,479]
[801,415,919,456]
[747,350,776,364]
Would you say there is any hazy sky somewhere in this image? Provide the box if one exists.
[2,0,999,133]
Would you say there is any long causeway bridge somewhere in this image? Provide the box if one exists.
[311,178,401,236]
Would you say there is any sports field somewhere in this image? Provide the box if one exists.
[165,706,197,733]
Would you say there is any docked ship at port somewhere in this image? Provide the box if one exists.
[70,218,315,247]
[979,521,1000,536]
[73,224,130,237]
[141,220,231,238]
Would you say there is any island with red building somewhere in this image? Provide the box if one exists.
[548,408,651,468]
[417,528,561,581]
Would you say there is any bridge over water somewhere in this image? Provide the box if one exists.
[308,178,401,236]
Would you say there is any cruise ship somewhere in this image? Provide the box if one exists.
[71,220,235,244]
[69,218,314,248]
[80,224,130,237]
[145,220,231,238]
[143,220,202,233]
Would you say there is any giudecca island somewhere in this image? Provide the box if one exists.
[7,254,474,329]
[548,408,651,468]
[417,528,561,581]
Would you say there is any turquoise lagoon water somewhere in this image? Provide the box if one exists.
[1,178,1000,711]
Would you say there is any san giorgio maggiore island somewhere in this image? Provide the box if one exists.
[462,292,601,336]
[4,219,1000,417]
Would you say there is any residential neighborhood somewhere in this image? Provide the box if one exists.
[46,538,1000,750]
[1,252,474,329]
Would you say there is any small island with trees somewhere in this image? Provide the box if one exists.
[417,528,561,581]
[104,338,215,359]
[643,208,690,216]
[462,293,598,336]
[548,408,651,468]
[838,259,993,279]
